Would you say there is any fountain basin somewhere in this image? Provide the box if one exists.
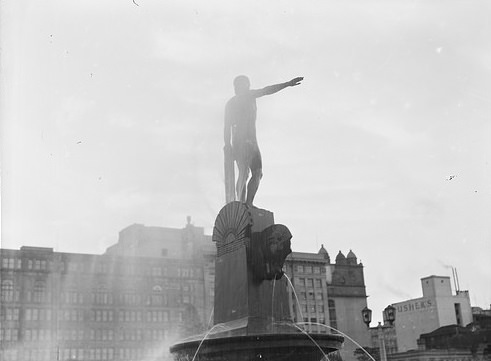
[170,332,344,361]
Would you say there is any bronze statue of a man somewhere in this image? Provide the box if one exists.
[224,75,303,205]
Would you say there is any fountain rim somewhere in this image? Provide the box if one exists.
[169,332,344,353]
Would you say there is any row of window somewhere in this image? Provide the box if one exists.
[1,258,22,269]
[27,259,49,271]
[302,317,327,324]
[295,304,326,314]
[24,329,51,341]
[118,310,166,323]
[66,263,204,279]
[295,277,323,288]
[291,300,337,330]
[62,348,115,361]
[328,299,337,330]
[298,291,324,301]
[6,349,50,361]
[119,329,169,341]
[1,257,206,279]
[0,348,112,361]
[65,309,174,323]
[2,346,170,361]
[59,290,191,306]
[1,308,20,321]
[25,308,52,321]
[300,317,330,334]
[1,307,178,323]
[1,289,20,302]
[1,280,51,303]
[1,258,50,271]
[2,284,193,307]
[25,347,164,361]
[60,309,85,322]
[0,349,17,361]
[91,310,174,323]
[0,328,18,342]
[305,304,325,313]
[1,327,173,343]
[294,265,323,274]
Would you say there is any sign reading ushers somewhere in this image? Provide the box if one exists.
[396,299,434,313]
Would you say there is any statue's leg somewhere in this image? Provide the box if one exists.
[246,147,263,206]
[224,146,236,203]
[236,163,249,203]
[246,167,262,206]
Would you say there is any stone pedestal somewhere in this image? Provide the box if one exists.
[213,202,291,333]
[170,201,344,361]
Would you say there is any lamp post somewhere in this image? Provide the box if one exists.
[361,305,396,361]
[361,306,372,327]
[383,305,396,326]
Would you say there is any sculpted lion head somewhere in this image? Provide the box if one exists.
[250,224,292,281]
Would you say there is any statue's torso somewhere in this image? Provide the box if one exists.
[228,94,257,145]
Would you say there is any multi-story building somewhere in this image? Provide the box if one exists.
[387,322,491,361]
[387,348,479,361]
[0,218,213,361]
[386,311,491,361]
[284,248,331,332]
[472,306,491,330]
[105,218,216,322]
[368,322,399,356]
[326,250,370,346]
[391,275,473,352]
[284,246,370,361]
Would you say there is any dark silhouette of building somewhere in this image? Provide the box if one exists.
[414,307,491,360]
[472,306,491,330]
[418,324,491,352]
[386,323,491,361]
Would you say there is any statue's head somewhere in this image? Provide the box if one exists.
[233,75,250,95]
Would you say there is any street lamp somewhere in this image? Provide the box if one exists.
[383,305,396,326]
[361,305,396,361]
[361,306,372,328]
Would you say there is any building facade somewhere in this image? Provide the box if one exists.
[388,323,491,361]
[472,306,491,330]
[326,250,370,347]
[387,348,480,361]
[368,322,399,357]
[284,249,331,331]
[392,275,473,352]
[284,247,370,361]
[0,219,213,361]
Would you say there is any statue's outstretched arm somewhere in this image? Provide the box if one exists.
[253,77,303,98]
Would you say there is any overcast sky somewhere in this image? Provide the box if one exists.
[1,0,490,324]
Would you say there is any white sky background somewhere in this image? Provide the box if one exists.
[1,0,490,322]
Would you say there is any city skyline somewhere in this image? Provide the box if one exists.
[1,0,490,324]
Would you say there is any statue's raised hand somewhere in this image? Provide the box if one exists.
[289,77,304,87]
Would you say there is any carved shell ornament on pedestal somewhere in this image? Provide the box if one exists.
[212,201,253,257]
